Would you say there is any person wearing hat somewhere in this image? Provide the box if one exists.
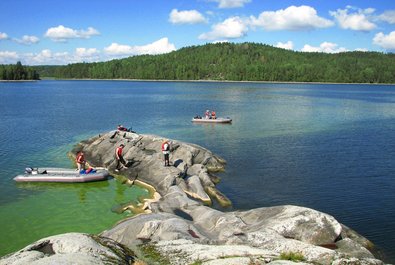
[115,144,127,171]
[205,110,210,119]
[161,140,171,167]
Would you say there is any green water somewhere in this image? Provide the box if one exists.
[0,171,149,256]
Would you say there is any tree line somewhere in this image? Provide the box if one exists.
[32,42,395,83]
[0,61,40,80]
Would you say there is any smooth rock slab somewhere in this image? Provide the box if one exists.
[0,233,134,265]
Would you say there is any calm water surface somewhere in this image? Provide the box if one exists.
[0,80,394,262]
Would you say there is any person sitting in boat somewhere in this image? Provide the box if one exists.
[205,110,211,119]
[80,167,97,174]
[211,110,216,119]
[76,151,86,172]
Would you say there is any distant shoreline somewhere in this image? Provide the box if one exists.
[0,80,39,82]
[39,78,395,86]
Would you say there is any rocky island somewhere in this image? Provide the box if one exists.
[0,131,386,265]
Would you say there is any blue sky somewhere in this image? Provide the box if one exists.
[0,0,394,65]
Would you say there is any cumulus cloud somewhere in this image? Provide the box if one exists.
[28,49,56,64]
[0,32,8,40]
[276,41,294,50]
[301,42,347,53]
[45,25,100,42]
[14,35,40,45]
[0,51,19,64]
[373,31,395,50]
[378,10,395,24]
[249,5,334,31]
[73,48,100,62]
[169,9,207,24]
[2,41,175,65]
[21,49,70,65]
[104,38,176,56]
[24,48,102,65]
[330,6,376,31]
[199,16,248,40]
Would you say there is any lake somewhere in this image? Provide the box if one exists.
[0,80,394,263]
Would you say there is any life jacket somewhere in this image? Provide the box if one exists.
[116,146,123,157]
[161,142,169,151]
[76,153,84,163]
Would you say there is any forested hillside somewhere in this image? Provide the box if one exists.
[36,42,395,83]
[1,61,40,80]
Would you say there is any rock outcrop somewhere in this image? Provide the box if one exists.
[0,233,135,265]
[1,131,386,265]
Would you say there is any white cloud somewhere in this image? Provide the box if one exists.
[276,41,294,50]
[373,31,395,50]
[301,42,347,53]
[0,40,175,65]
[199,16,248,40]
[0,32,8,40]
[104,38,176,56]
[0,51,19,64]
[45,25,100,42]
[211,0,251,8]
[169,9,207,24]
[75,48,99,57]
[330,7,376,31]
[14,35,40,45]
[378,10,395,24]
[24,49,67,65]
[23,48,100,65]
[249,5,334,31]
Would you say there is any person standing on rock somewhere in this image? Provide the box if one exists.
[115,144,127,172]
[161,140,171,167]
[76,151,86,172]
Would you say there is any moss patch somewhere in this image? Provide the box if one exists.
[138,244,171,265]
[279,251,305,262]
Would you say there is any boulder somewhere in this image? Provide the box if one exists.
[70,131,227,205]
[0,233,134,265]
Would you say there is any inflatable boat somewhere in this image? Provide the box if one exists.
[192,117,232,124]
[13,167,109,183]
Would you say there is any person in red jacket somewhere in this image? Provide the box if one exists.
[115,144,127,171]
[76,151,86,171]
[211,110,216,119]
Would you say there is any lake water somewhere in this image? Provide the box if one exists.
[0,80,394,262]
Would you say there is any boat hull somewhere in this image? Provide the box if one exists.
[14,168,109,183]
[192,117,232,123]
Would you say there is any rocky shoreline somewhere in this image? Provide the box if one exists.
[0,131,387,265]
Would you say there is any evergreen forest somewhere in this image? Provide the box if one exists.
[30,43,395,83]
[0,61,40,80]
